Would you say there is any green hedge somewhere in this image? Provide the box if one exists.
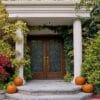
[81,32,100,94]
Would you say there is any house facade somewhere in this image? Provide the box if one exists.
[2,0,90,82]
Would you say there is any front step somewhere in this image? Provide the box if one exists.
[6,92,92,100]
[17,80,81,95]
[18,84,81,95]
[5,80,92,100]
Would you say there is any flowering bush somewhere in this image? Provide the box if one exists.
[0,56,10,67]
[0,55,13,82]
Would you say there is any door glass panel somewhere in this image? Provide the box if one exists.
[31,40,43,72]
[49,40,62,72]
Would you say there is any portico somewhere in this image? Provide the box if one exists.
[2,0,90,82]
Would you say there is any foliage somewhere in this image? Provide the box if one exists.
[24,46,32,80]
[0,55,15,87]
[2,21,30,77]
[77,0,100,9]
[2,21,29,42]
[2,23,16,42]
[0,1,30,83]
[82,4,100,37]
[78,1,100,94]
[0,1,30,89]
[64,72,73,82]
[0,40,15,58]
[81,32,100,94]
[0,0,8,29]
[0,20,30,79]
[0,40,11,54]
[0,56,10,67]
[57,26,73,74]
[15,21,29,35]
[88,70,100,85]
[12,58,29,68]
[0,40,16,89]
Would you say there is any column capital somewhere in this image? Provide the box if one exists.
[74,17,82,20]
[73,18,82,23]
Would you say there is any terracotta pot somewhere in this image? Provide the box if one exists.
[14,77,23,86]
[75,76,86,85]
[6,84,17,94]
[82,84,94,93]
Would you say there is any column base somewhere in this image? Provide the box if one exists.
[23,79,26,85]
[71,77,76,84]
[18,76,26,85]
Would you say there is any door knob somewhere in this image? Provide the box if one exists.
[44,57,46,66]
[44,56,49,65]
[46,56,49,66]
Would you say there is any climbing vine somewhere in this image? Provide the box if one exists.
[0,0,8,29]
[2,21,29,42]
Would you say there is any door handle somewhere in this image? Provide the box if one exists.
[44,57,46,66]
[44,56,49,66]
[46,56,49,66]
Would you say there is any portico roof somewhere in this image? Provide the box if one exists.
[2,0,90,25]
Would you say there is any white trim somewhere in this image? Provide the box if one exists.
[2,0,80,5]
[9,13,90,18]
[3,1,90,25]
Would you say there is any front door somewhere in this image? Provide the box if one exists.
[30,37,65,79]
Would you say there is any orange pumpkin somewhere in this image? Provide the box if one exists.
[82,84,94,93]
[14,77,23,86]
[6,84,17,94]
[75,76,86,85]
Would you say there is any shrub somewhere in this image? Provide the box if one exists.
[0,40,15,89]
[0,56,10,67]
[0,56,15,82]
[64,72,73,82]
[81,32,100,94]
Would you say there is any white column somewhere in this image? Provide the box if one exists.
[15,28,24,81]
[73,19,82,82]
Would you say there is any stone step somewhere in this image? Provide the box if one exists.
[17,80,82,95]
[18,86,81,95]
[0,90,5,100]
[5,80,92,100]
[6,92,92,100]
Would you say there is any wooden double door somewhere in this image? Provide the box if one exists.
[30,37,65,79]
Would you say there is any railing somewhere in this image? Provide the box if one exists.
[2,0,80,5]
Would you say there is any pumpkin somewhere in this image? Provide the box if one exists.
[6,84,17,94]
[75,76,86,85]
[82,84,94,93]
[14,77,23,86]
